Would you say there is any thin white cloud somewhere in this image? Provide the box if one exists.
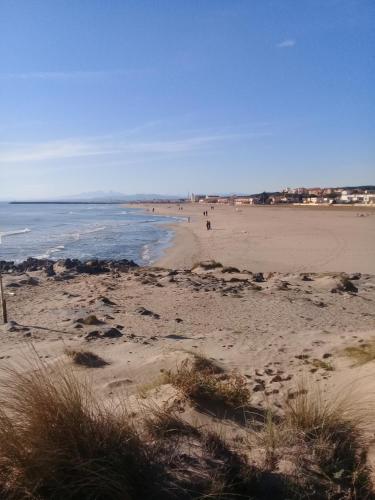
[0,69,149,80]
[0,130,270,164]
[276,39,296,48]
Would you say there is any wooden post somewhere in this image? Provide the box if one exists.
[0,272,7,324]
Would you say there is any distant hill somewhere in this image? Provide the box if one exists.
[56,191,183,202]
[340,185,375,191]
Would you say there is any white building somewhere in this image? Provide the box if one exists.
[190,193,206,203]
[341,190,375,204]
[234,197,257,205]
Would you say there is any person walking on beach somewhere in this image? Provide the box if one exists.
[206,220,211,230]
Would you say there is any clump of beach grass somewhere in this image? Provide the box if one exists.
[344,341,375,365]
[250,383,373,498]
[166,357,250,409]
[221,266,240,273]
[0,364,155,500]
[0,360,372,499]
[192,260,223,271]
[65,348,109,368]
[311,358,335,371]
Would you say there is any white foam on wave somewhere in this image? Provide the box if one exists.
[36,245,65,259]
[83,226,106,234]
[141,243,152,263]
[71,226,106,241]
[0,228,31,243]
[140,229,174,265]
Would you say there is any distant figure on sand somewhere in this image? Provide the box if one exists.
[152,208,154,213]
[206,220,211,230]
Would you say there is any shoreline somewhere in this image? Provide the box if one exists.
[126,203,375,273]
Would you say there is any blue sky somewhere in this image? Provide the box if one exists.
[0,0,374,199]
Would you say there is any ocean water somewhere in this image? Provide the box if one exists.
[0,203,182,265]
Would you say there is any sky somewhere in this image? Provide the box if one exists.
[0,0,374,199]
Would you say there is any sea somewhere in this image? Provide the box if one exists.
[0,203,183,265]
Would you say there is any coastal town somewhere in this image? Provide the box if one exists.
[190,185,375,206]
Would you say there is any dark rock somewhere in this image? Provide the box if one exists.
[253,384,265,392]
[85,330,101,340]
[331,277,358,294]
[254,378,265,386]
[314,301,327,308]
[101,327,123,338]
[0,257,138,275]
[253,273,265,283]
[45,264,56,277]
[349,273,361,280]
[340,278,358,293]
[302,275,313,281]
[136,307,160,319]
[98,296,116,306]
[322,353,332,359]
[0,260,16,272]
[277,281,290,290]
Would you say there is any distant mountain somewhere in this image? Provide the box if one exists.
[61,190,127,200]
[56,191,183,202]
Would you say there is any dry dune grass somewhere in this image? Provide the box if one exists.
[65,348,109,368]
[165,357,251,409]
[345,341,375,365]
[192,260,223,271]
[0,365,156,500]
[0,360,373,499]
[252,384,373,498]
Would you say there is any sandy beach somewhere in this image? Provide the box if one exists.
[1,204,375,496]
[132,203,375,273]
